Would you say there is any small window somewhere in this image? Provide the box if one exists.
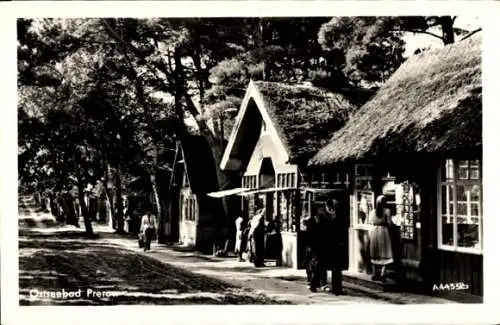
[352,164,375,228]
[184,196,197,221]
[279,191,296,232]
[439,159,482,253]
[353,191,374,226]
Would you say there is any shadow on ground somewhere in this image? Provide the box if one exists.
[19,220,290,305]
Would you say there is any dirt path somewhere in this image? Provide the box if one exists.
[18,196,288,305]
[18,195,451,305]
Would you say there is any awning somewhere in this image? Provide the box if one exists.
[300,188,344,193]
[238,187,296,196]
[207,188,250,198]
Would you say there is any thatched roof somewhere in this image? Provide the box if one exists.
[251,81,362,165]
[309,35,482,167]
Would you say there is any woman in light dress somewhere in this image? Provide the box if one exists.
[368,195,394,282]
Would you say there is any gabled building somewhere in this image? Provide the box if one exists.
[309,35,482,302]
[217,80,365,268]
[166,134,226,254]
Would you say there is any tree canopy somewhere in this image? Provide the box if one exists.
[18,16,480,236]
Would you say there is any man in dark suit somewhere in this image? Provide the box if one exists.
[325,199,344,295]
[305,204,329,292]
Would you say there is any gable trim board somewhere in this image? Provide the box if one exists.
[220,80,290,171]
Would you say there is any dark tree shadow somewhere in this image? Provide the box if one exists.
[18,226,290,305]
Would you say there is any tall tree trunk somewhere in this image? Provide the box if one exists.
[76,188,92,234]
[174,48,187,119]
[439,16,455,45]
[72,152,94,236]
[177,59,231,219]
[191,44,205,103]
[49,193,57,217]
[150,172,164,243]
[114,164,124,233]
[103,162,115,225]
[174,45,235,242]
[257,18,269,81]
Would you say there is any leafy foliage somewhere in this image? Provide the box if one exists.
[17,17,481,235]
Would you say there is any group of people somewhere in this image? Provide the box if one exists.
[234,199,283,267]
[138,193,396,292]
[302,199,344,295]
[302,193,395,294]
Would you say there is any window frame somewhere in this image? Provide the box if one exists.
[278,190,296,233]
[437,159,482,255]
[352,190,375,230]
[352,164,375,230]
[183,195,197,222]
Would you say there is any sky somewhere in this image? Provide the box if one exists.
[402,16,480,57]
[186,15,482,130]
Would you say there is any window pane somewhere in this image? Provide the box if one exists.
[441,218,454,246]
[441,185,454,215]
[471,203,480,217]
[470,167,480,180]
[457,224,480,249]
[360,180,370,190]
[441,184,454,246]
[456,202,467,217]
[356,191,373,225]
[280,192,289,232]
[456,183,481,202]
[442,159,454,181]
[290,192,297,232]
[355,179,362,188]
[457,160,469,180]
[470,160,480,180]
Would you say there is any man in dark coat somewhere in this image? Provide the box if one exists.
[325,199,344,295]
[305,204,329,292]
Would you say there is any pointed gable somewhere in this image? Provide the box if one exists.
[220,80,361,170]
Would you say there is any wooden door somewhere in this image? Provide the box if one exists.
[265,193,274,222]
[332,190,350,270]
[169,191,180,242]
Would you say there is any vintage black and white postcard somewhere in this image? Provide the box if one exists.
[1,1,499,325]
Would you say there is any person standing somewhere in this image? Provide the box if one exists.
[265,215,283,266]
[234,215,247,262]
[301,208,314,285]
[368,195,394,282]
[306,204,329,292]
[273,215,283,267]
[325,199,344,295]
[140,210,157,252]
[248,199,266,267]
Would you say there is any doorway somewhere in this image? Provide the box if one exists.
[265,192,274,222]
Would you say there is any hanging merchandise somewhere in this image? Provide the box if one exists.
[395,182,415,240]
